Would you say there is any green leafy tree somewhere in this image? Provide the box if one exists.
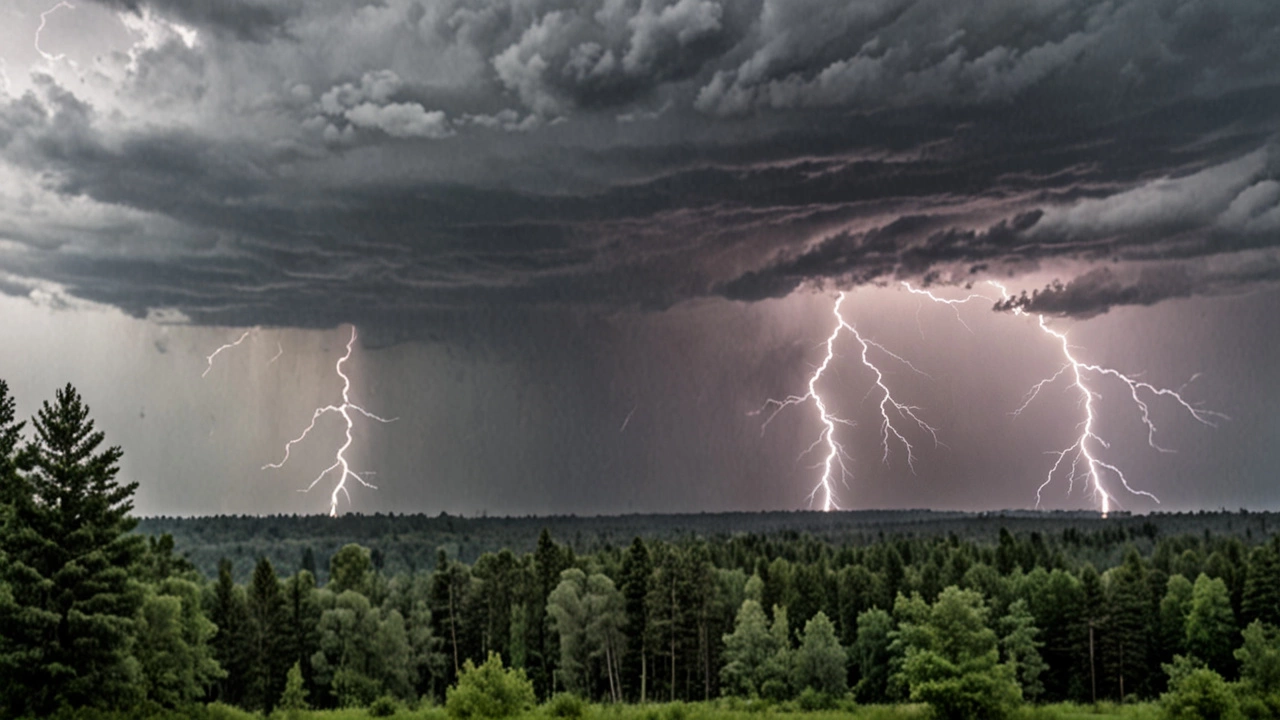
[328,544,373,595]
[897,586,1021,720]
[1234,620,1280,695]
[791,611,846,697]
[759,605,794,701]
[446,652,535,719]
[0,384,145,715]
[1159,575,1195,664]
[719,599,776,697]
[312,589,382,706]
[547,568,591,695]
[1160,655,1241,720]
[134,577,224,707]
[546,568,626,700]
[583,572,626,702]
[851,607,894,702]
[1186,573,1237,675]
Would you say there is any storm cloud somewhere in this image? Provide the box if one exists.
[2,0,1280,337]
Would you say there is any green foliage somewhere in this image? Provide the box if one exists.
[0,383,146,716]
[1234,620,1280,695]
[280,660,311,713]
[546,692,587,719]
[1000,599,1047,702]
[135,577,226,706]
[446,652,536,719]
[330,544,374,595]
[1159,656,1241,720]
[791,611,846,697]
[369,694,401,717]
[795,687,837,711]
[896,587,1022,720]
[720,599,778,698]
[852,607,895,703]
[1185,574,1237,675]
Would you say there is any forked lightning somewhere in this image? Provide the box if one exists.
[754,292,937,511]
[263,326,395,517]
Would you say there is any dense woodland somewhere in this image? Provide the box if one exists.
[2,380,1279,719]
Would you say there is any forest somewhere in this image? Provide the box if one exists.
[1,380,1278,720]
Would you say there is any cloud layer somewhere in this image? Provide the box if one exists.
[2,0,1280,337]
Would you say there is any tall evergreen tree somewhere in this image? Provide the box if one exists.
[0,384,144,716]
[0,380,24,508]
[1241,544,1280,627]
[209,558,252,705]
[282,569,322,700]
[246,556,290,711]
[619,537,651,701]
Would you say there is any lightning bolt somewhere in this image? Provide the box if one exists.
[900,281,995,332]
[262,325,396,517]
[988,281,1227,514]
[202,329,254,378]
[754,292,938,511]
[35,2,75,62]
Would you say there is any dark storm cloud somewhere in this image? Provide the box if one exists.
[3,0,1280,337]
[91,0,302,42]
[998,254,1280,318]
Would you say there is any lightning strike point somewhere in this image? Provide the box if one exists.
[262,325,396,517]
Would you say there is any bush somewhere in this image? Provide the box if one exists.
[664,702,688,720]
[546,693,587,719]
[446,652,536,719]
[369,694,401,717]
[1160,659,1241,720]
[796,688,837,711]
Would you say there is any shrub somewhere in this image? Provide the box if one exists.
[546,693,587,719]
[446,652,536,719]
[369,694,400,717]
[1160,657,1241,720]
[796,687,837,711]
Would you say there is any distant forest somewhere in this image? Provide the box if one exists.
[136,508,1280,584]
[4,379,1279,719]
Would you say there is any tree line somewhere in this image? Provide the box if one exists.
[1,380,1278,718]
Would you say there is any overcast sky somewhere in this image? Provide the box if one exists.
[1,0,1277,517]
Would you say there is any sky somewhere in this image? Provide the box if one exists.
[0,0,1277,517]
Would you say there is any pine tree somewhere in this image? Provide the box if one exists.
[0,384,145,715]
[0,379,24,508]
[282,569,322,700]
[279,660,310,717]
[1241,545,1280,627]
[209,558,252,706]
[620,537,651,701]
[246,556,289,711]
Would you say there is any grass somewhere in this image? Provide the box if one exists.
[235,700,1161,720]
